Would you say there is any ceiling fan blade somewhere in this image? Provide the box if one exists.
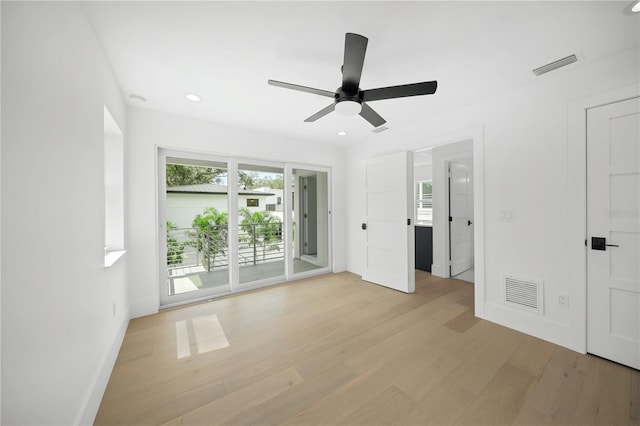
[304,103,336,122]
[341,33,368,94]
[268,80,335,98]
[361,81,438,102]
[359,103,386,127]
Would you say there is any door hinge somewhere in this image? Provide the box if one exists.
[407,218,411,225]
[449,216,453,222]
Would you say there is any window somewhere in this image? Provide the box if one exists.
[416,180,433,225]
[246,198,259,207]
[104,106,125,267]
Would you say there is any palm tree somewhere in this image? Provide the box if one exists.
[191,208,228,271]
[239,208,282,264]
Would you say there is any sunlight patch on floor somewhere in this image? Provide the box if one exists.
[175,314,230,359]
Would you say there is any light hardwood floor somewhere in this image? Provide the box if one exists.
[96,271,639,425]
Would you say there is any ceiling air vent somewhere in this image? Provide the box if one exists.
[503,275,544,313]
[532,54,577,76]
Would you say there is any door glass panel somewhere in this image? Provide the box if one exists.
[165,158,230,299]
[292,168,329,273]
[238,163,285,284]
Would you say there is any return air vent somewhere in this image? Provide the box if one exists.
[503,275,544,313]
[372,126,389,134]
[532,54,577,76]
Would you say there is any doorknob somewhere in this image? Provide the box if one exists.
[591,237,619,251]
[468,220,473,226]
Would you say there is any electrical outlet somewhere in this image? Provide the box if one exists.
[500,210,515,221]
[558,294,569,308]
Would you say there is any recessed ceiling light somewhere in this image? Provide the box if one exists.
[185,93,201,102]
[633,1,640,12]
[337,131,348,136]
[129,94,146,103]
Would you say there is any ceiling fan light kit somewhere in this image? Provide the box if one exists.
[268,32,438,128]
[335,99,362,115]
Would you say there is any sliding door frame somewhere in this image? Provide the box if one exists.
[157,148,333,309]
[158,148,234,307]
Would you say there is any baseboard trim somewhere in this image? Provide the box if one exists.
[129,296,160,319]
[75,305,130,425]
[332,261,347,273]
[431,263,448,278]
[483,301,570,349]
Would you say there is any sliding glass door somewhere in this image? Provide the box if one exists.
[160,152,231,306]
[237,163,285,285]
[159,150,332,308]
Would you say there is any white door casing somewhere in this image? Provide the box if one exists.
[587,96,640,370]
[362,151,415,293]
[449,162,473,276]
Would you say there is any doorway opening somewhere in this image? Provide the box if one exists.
[414,139,474,283]
[291,168,330,273]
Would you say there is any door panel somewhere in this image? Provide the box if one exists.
[161,154,231,307]
[587,96,640,370]
[362,151,415,293]
[237,163,285,285]
[449,162,473,276]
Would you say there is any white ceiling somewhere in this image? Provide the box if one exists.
[84,1,639,147]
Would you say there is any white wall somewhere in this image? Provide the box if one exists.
[346,48,640,351]
[1,2,128,425]
[127,107,346,318]
[414,164,432,182]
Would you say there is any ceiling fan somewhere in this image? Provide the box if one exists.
[268,33,438,128]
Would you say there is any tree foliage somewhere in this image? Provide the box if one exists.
[166,164,225,186]
[250,175,284,189]
[239,208,282,263]
[166,221,185,266]
[166,164,285,191]
[190,208,229,271]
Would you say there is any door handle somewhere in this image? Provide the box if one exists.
[591,237,619,250]
[468,220,473,226]
[361,223,367,230]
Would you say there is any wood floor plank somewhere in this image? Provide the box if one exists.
[507,334,556,377]
[443,307,481,333]
[96,377,227,425]
[96,271,640,426]
[161,367,303,426]
[454,363,537,425]
[571,355,633,425]
[283,363,416,425]
[336,385,417,426]
[631,368,640,424]
[512,346,589,425]
[220,363,357,426]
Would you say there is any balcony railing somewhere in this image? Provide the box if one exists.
[167,222,284,273]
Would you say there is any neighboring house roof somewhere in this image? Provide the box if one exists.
[167,183,275,196]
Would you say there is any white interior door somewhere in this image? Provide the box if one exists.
[362,151,415,293]
[449,162,473,276]
[587,96,640,370]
